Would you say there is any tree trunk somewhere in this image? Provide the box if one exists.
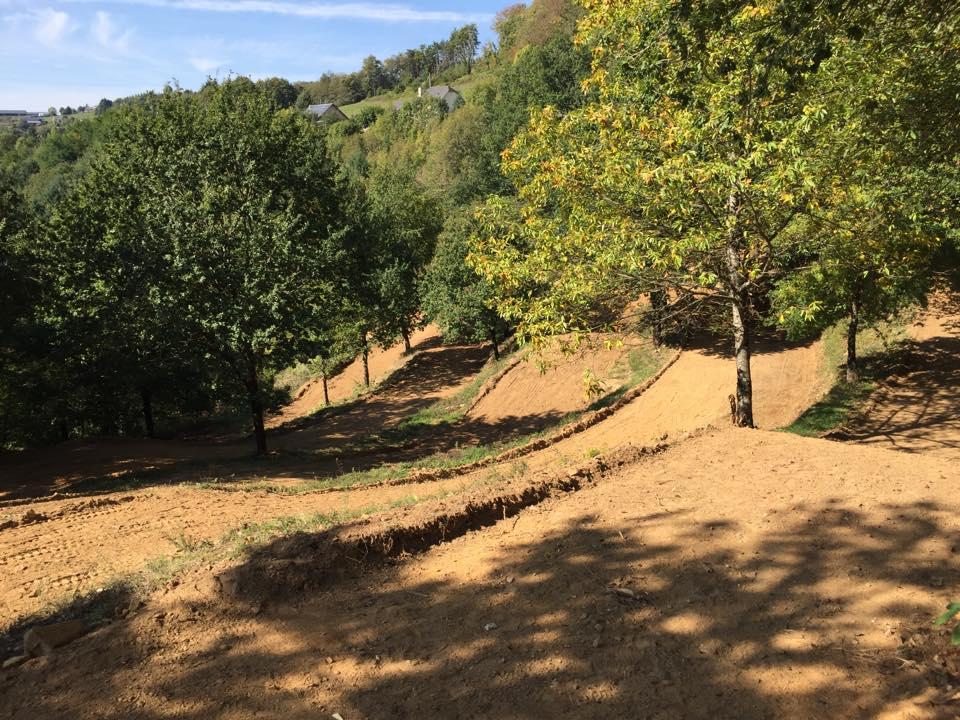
[245,375,267,455]
[402,327,412,354]
[59,420,69,442]
[490,325,500,360]
[846,285,861,383]
[141,388,155,438]
[322,372,330,406]
[725,187,755,428]
[360,330,370,387]
[650,290,667,348]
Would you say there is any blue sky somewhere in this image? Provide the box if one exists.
[0,1,504,111]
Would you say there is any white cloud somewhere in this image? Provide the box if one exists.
[33,8,71,46]
[91,10,133,52]
[60,0,493,23]
[189,56,222,73]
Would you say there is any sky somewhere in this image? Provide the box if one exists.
[0,1,504,111]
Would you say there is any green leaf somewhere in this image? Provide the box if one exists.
[933,602,960,627]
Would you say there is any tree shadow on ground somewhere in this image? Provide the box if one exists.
[6,496,959,719]
[829,332,960,457]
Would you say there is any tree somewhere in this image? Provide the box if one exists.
[421,210,510,358]
[0,170,39,446]
[53,83,352,453]
[360,55,385,96]
[450,24,480,74]
[771,2,960,381]
[471,0,857,427]
[366,153,443,352]
[256,77,299,109]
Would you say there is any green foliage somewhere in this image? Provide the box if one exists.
[37,81,353,452]
[420,210,509,345]
[470,0,960,427]
[933,602,960,646]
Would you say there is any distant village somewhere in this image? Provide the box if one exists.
[3,85,462,132]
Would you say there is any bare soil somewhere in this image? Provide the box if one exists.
[0,338,823,626]
[836,294,960,460]
[267,326,440,428]
[2,429,959,719]
[1,300,958,719]
[466,337,644,425]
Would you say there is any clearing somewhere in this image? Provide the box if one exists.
[1,296,959,719]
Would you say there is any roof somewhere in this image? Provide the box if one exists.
[425,85,458,98]
[307,103,336,114]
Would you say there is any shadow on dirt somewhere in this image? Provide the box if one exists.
[829,327,960,457]
[5,497,959,719]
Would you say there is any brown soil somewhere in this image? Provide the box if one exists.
[267,326,440,428]
[0,336,822,636]
[2,303,959,719]
[836,294,960,460]
[466,337,644,425]
[2,429,959,719]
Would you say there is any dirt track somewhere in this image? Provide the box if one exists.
[267,325,440,428]
[2,428,958,719]
[0,336,823,627]
[839,295,960,459]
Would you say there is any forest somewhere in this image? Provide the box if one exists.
[1,0,958,454]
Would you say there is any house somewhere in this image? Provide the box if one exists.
[420,85,462,111]
[0,110,43,127]
[393,85,463,113]
[306,103,348,123]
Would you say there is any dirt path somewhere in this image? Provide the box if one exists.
[0,338,824,625]
[838,294,960,459]
[0,471,487,626]
[3,429,958,719]
[267,326,440,428]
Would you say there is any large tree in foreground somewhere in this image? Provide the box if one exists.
[471,0,955,427]
[54,80,350,454]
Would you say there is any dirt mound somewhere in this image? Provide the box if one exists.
[466,337,647,425]
[4,429,959,719]
[835,294,960,459]
[268,325,440,428]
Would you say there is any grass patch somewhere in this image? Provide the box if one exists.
[782,311,914,437]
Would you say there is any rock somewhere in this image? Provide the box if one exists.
[2,656,27,669]
[23,620,87,656]
[332,714,345,720]
[483,623,498,632]
[20,509,47,525]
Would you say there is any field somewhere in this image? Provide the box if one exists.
[1,296,959,718]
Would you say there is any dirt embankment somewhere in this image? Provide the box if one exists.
[3,428,959,719]
[0,336,824,625]
[267,325,440,428]
[835,294,960,460]
[466,337,648,426]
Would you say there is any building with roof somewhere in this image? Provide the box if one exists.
[306,103,348,123]
[393,85,463,113]
[418,85,462,112]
